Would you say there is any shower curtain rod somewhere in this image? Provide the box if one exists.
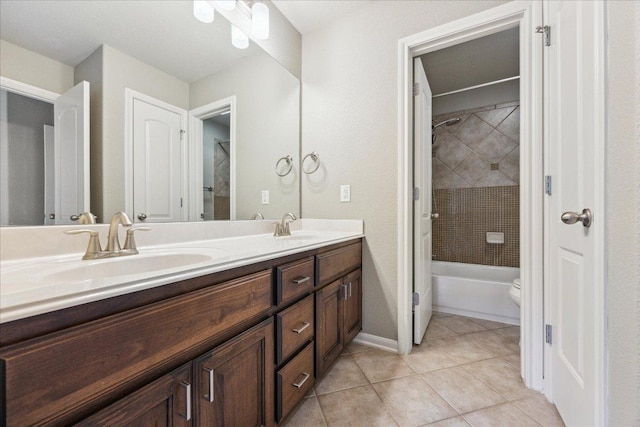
[432,75,520,98]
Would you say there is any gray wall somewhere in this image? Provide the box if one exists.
[1,90,53,225]
[606,2,640,425]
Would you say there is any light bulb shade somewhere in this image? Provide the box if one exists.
[251,2,269,40]
[231,25,249,49]
[216,0,236,11]
[193,0,214,23]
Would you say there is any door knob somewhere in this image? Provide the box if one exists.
[137,213,147,221]
[431,213,439,220]
[561,208,592,228]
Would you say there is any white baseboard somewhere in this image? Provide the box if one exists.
[352,332,398,354]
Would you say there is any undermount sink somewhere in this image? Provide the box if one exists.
[41,252,217,283]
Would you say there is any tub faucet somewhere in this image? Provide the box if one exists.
[274,212,297,236]
[106,211,133,252]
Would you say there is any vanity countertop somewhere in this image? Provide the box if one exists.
[0,219,364,324]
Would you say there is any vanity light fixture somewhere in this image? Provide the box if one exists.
[231,24,249,49]
[193,0,215,23]
[251,2,269,40]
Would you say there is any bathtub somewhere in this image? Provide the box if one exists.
[432,261,520,325]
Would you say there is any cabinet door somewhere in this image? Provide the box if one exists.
[76,363,193,427]
[343,269,362,345]
[315,278,344,378]
[194,319,274,427]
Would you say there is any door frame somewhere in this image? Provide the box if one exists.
[397,1,545,390]
[124,88,189,221]
[188,96,237,221]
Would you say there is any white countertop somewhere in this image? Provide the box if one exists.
[0,219,364,323]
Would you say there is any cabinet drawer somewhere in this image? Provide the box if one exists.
[276,295,314,363]
[276,342,315,422]
[276,256,315,305]
[0,269,273,427]
[315,242,362,287]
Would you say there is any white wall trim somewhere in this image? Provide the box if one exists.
[124,88,189,221]
[396,1,545,392]
[0,76,60,102]
[188,96,237,221]
[352,332,398,354]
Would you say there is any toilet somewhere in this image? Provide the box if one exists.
[509,278,521,307]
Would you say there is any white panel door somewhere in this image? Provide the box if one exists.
[133,98,184,223]
[413,58,433,344]
[54,81,90,225]
[546,1,605,425]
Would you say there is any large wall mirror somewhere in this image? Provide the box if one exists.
[0,0,300,226]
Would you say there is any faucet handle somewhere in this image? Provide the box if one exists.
[123,227,151,254]
[65,229,102,260]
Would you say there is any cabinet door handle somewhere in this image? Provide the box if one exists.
[180,381,192,421]
[292,276,310,284]
[292,322,310,334]
[204,367,214,403]
[347,282,352,298]
[342,284,348,300]
[292,372,311,388]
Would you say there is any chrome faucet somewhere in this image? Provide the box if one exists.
[106,211,133,252]
[274,212,297,237]
[251,213,265,220]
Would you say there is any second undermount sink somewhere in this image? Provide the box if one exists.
[40,251,221,283]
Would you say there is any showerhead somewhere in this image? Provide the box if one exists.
[431,117,461,144]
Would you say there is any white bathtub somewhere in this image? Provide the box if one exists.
[432,261,520,325]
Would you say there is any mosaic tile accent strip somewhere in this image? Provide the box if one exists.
[432,103,520,189]
[432,186,519,267]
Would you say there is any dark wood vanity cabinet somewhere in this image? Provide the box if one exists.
[0,239,362,426]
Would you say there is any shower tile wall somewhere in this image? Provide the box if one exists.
[432,103,520,267]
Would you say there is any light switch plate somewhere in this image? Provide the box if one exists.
[261,190,270,204]
[340,185,351,202]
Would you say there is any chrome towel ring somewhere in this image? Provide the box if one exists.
[276,155,293,177]
[302,151,320,174]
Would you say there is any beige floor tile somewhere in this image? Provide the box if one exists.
[464,331,520,357]
[424,319,460,341]
[315,354,368,395]
[422,366,506,414]
[513,396,565,427]
[462,358,539,401]
[462,402,539,426]
[502,353,520,370]
[432,311,454,318]
[346,341,375,354]
[469,318,513,330]
[281,396,327,427]
[436,315,488,334]
[426,336,495,364]
[493,326,521,340]
[423,416,471,426]
[372,376,457,426]
[353,349,415,383]
[318,385,398,427]
[304,387,316,398]
[402,347,458,373]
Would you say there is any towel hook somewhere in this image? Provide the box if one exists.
[276,155,293,177]
[302,152,320,174]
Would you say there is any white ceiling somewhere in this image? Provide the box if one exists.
[271,0,369,35]
[0,1,264,83]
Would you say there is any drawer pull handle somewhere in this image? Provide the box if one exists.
[342,283,348,300]
[292,322,311,334]
[204,367,214,403]
[180,381,192,421]
[292,276,310,284]
[347,282,352,298]
[292,372,311,388]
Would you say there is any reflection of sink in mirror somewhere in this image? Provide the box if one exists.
[40,253,216,283]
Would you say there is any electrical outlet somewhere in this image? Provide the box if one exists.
[340,185,351,202]
[261,190,270,204]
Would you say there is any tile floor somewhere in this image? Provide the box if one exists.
[282,312,565,427]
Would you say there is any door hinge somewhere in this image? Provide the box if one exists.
[412,292,420,306]
[536,25,551,46]
[180,129,186,141]
[545,324,553,345]
[545,175,552,195]
[413,82,419,96]
[180,198,183,208]
[413,187,420,201]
